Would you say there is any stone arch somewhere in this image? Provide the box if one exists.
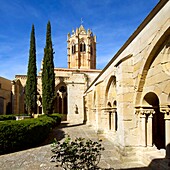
[54,82,67,121]
[105,76,117,131]
[142,92,165,149]
[113,100,117,107]
[80,39,86,52]
[135,27,170,106]
[142,92,159,107]
[107,102,112,107]
[105,76,116,107]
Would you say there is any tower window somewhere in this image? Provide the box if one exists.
[80,42,86,52]
[72,44,76,54]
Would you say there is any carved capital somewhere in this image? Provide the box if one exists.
[102,107,117,114]
[135,106,155,116]
[160,106,170,114]
[161,107,170,120]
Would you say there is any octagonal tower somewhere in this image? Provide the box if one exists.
[67,25,96,69]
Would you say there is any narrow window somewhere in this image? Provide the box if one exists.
[80,43,83,52]
[72,44,76,54]
[80,42,86,52]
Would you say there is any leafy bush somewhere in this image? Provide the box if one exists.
[48,113,62,125]
[0,115,57,154]
[51,135,104,169]
[0,115,16,121]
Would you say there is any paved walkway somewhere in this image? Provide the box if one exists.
[0,122,151,170]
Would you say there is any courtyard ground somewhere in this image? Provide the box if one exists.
[0,122,152,170]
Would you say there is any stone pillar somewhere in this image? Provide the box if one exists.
[110,112,114,131]
[113,109,117,131]
[164,112,170,159]
[147,113,153,147]
[140,113,147,146]
[62,94,64,115]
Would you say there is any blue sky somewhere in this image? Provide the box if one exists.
[0,0,159,80]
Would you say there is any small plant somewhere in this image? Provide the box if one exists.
[51,135,104,169]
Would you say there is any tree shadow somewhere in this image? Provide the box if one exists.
[59,122,85,128]
[47,125,170,170]
[41,122,85,146]
[103,158,170,170]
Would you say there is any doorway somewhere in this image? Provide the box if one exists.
[143,92,165,149]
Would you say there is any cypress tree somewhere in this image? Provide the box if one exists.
[25,25,37,115]
[42,21,55,114]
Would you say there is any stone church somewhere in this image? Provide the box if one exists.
[0,0,169,167]
[12,24,101,123]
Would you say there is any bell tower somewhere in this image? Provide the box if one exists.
[67,25,96,69]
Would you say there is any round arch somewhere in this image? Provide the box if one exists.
[142,92,165,149]
[135,27,170,106]
[105,75,116,107]
[142,92,159,107]
[54,82,67,120]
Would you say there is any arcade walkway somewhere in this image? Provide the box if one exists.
[0,122,152,170]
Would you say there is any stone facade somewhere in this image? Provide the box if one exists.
[84,0,170,163]
[12,25,101,123]
[4,0,170,166]
[0,77,12,114]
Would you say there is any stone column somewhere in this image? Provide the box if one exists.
[147,113,153,147]
[113,109,117,131]
[140,113,147,147]
[62,93,66,115]
[164,112,170,159]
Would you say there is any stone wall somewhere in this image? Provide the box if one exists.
[13,68,101,122]
[84,0,170,152]
[0,77,12,114]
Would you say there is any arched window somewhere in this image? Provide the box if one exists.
[80,42,86,52]
[72,43,76,54]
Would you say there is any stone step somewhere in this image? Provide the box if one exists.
[137,149,170,170]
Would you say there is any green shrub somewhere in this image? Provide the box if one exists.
[51,135,104,169]
[0,115,56,154]
[0,115,16,121]
[48,113,62,125]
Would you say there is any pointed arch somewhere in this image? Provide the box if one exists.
[71,41,76,54]
[80,39,86,52]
